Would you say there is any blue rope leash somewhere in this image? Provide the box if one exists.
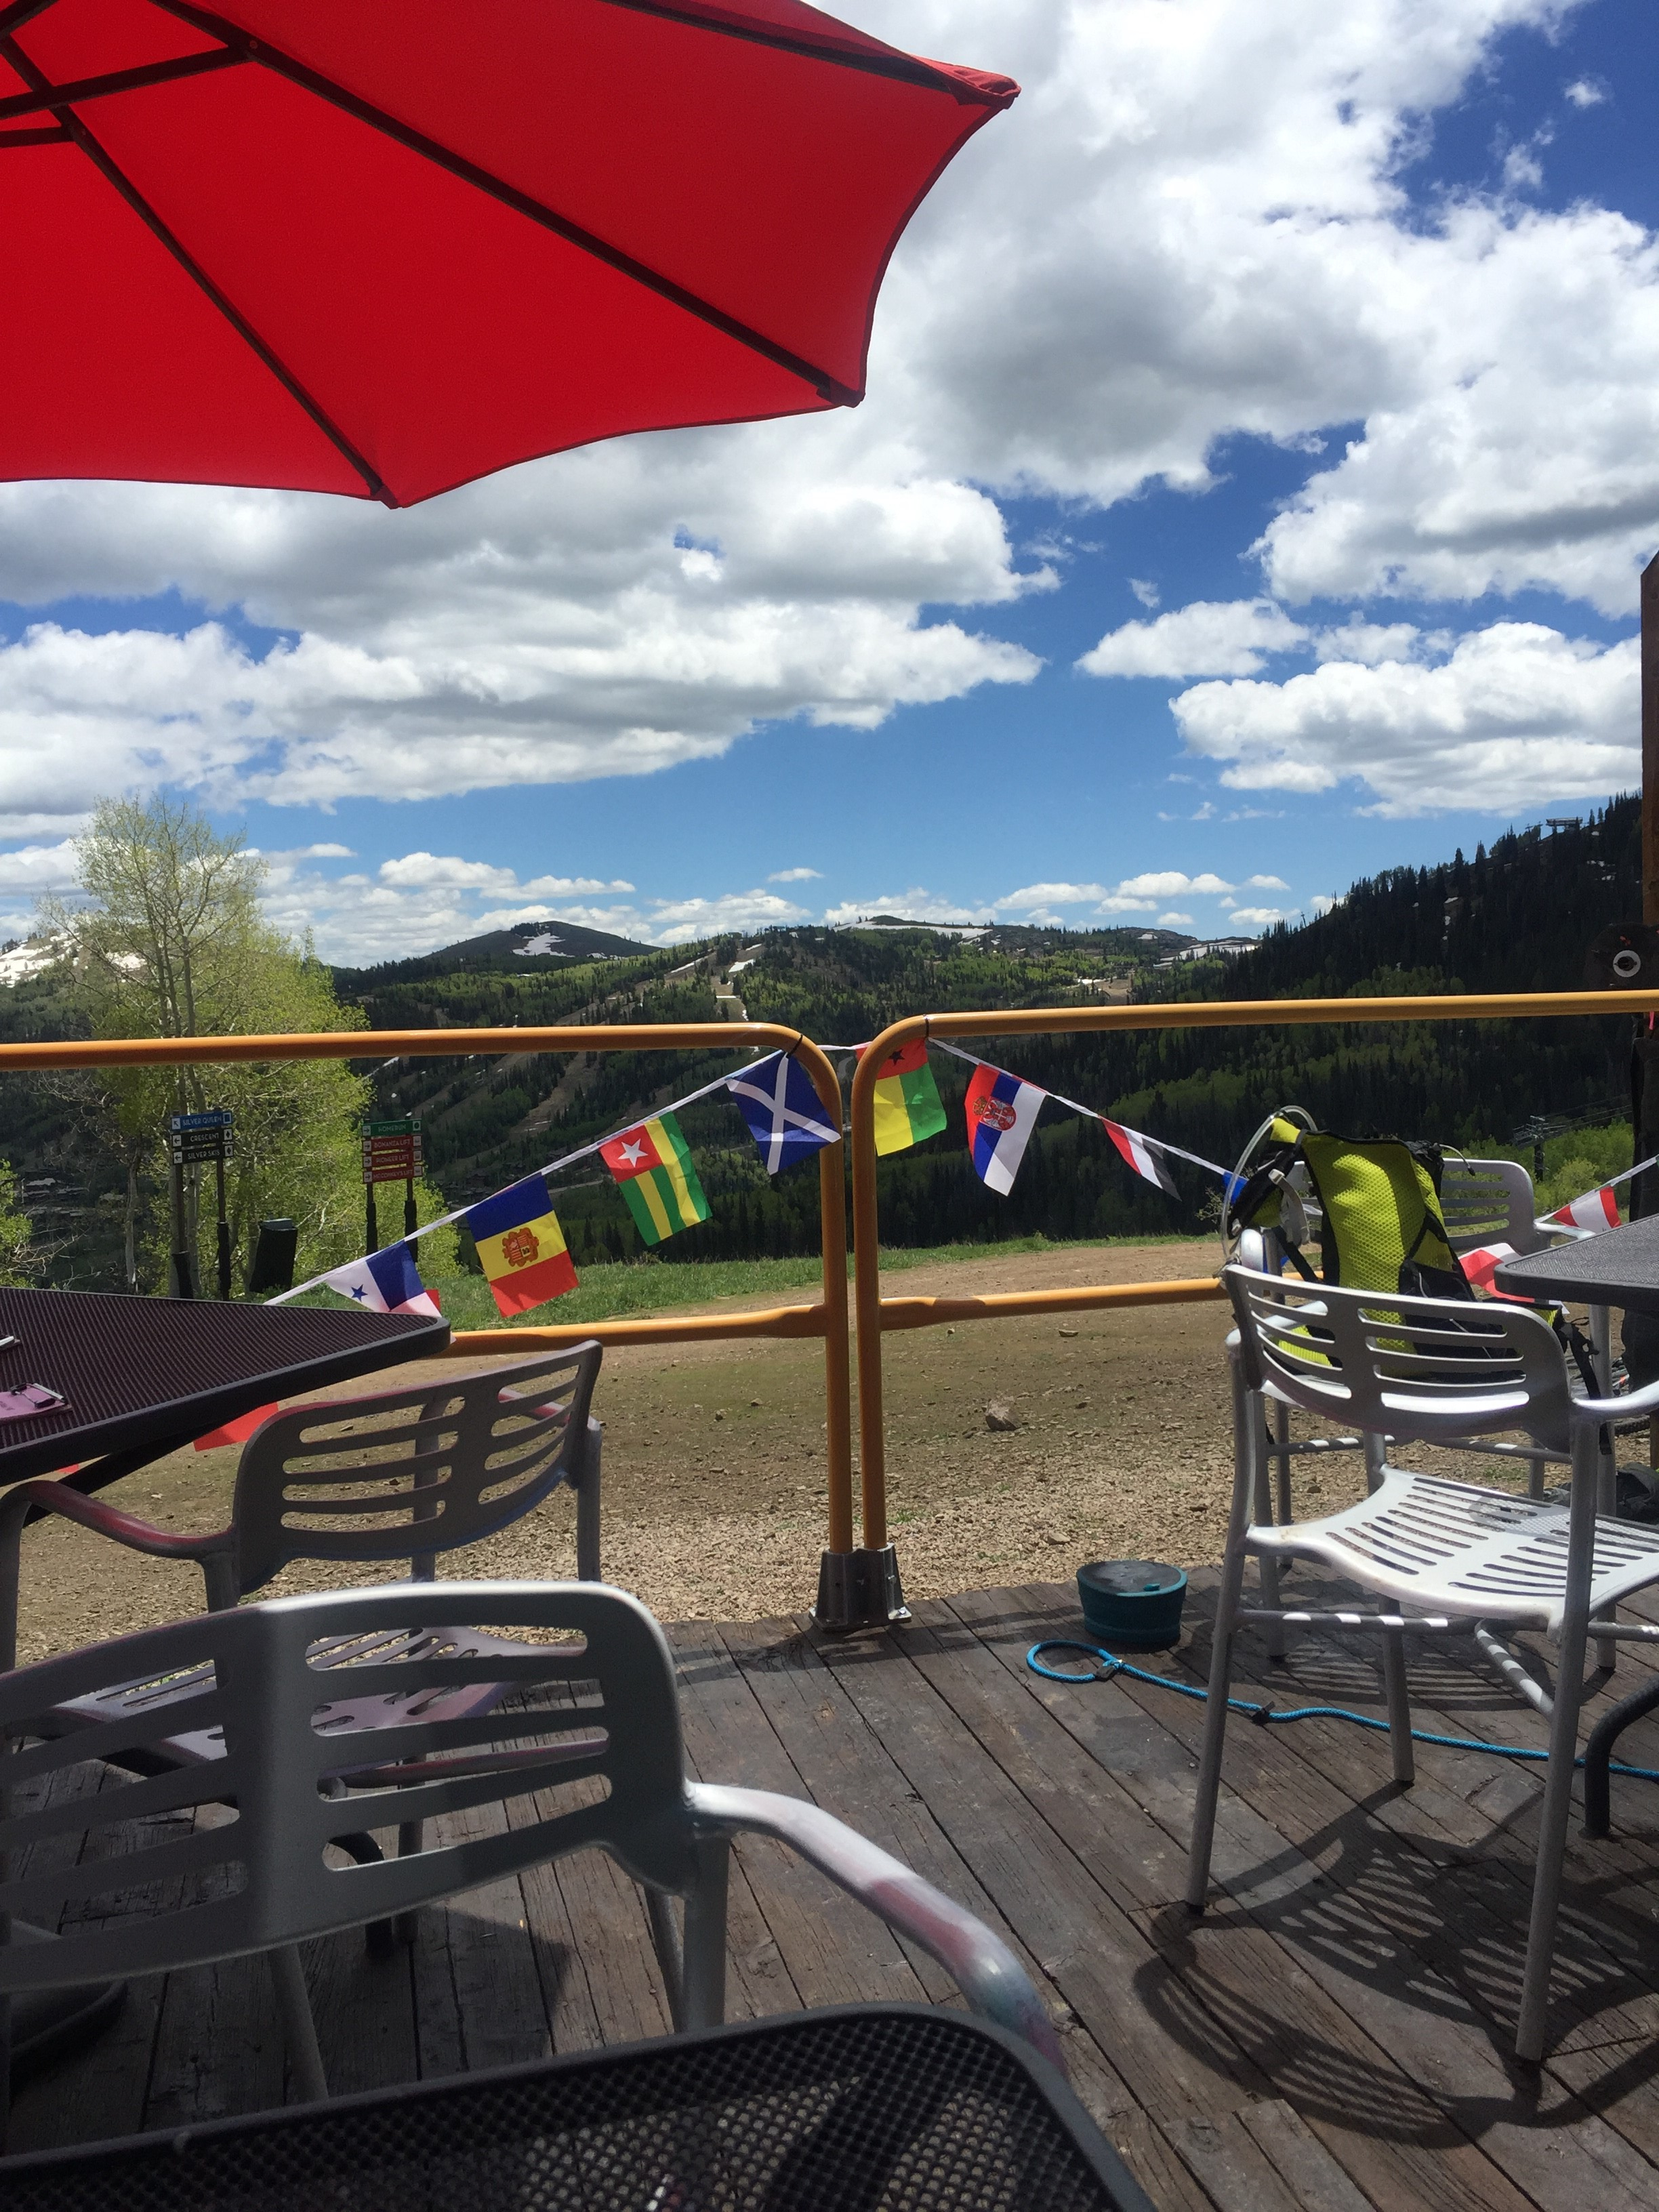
[1025,1639,1659,1782]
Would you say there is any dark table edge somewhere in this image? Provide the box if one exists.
[0,1306,451,1496]
[0,2001,1155,2212]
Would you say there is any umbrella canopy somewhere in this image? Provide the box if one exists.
[0,0,1016,506]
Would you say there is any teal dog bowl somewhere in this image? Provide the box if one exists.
[1077,1559,1187,1650]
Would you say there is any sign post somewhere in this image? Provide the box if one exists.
[363,1118,422,1254]
[168,1109,234,1298]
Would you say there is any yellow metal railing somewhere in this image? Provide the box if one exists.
[847,988,1659,1618]
[6,987,1658,1626]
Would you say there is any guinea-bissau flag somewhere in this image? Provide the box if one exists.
[600,1112,710,1246]
[464,1174,578,1317]
[867,1036,947,1156]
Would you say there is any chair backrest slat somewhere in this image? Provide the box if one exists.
[232,1347,601,1593]
[1438,1158,1545,1256]
[1225,1263,1573,1454]
[0,1581,689,1995]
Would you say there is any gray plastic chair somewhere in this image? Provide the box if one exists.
[1189,1265,1659,2061]
[0,1345,605,1663]
[0,1580,1061,2125]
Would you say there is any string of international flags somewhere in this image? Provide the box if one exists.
[269,1034,1647,1322]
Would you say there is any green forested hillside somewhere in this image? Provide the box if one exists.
[0,799,1641,1284]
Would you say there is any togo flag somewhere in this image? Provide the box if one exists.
[1549,1183,1620,1233]
[869,1037,947,1156]
[464,1174,577,1317]
[965,1063,1044,1195]
[600,1112,710,1246]
[728,1053,840,1175]
[1101,1118,1179,1197]
[322,1241,442,1318]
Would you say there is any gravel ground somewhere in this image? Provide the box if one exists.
[10,1237,1413,1660]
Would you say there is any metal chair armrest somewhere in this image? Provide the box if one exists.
[1574,1376,1659,1424]
[686,1780,1064,2070]
[1,1479,230,1563]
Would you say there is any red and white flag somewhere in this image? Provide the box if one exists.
[1101,1117,1179,1196]
[1458,1242,1517,1293]
[1549,1184,1620,1233]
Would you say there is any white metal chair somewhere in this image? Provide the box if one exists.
[0,1580,1060,2131]
[1187,1265,1659,2062]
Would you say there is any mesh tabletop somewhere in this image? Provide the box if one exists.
[0,2005,1154,2212]
[1494,1212,1659,1315]
[0,1286,447,1486]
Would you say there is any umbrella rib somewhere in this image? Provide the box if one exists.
[150,0,861,405]
[593,0,1004,99]
[0,32,394,505]
[0,48,247,124]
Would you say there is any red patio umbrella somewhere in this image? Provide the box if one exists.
[0,0,1016,507]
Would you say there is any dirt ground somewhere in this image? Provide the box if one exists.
[13,1238,1401,1660]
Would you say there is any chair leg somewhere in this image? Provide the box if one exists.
[268,1944,328,2103]
[644,1886,686,2030]
[1363,1431,1386,1498]
[1270,1397,1292,1526]
[576,1424,602,1582]
[1516,1424,1599,2063]
[680,1832,729,2032]
[1380,1630,1414,1786]
[1251,1394,1285,1659]
[1188,1352,1257,1911]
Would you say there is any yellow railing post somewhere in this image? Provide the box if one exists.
[846,987,1659,1630]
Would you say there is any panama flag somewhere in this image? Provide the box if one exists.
[964,1063,1044,1195]
[1549,1184,1620,1233]
[1101,1118,1179,1197]
[322,1241,443,1318]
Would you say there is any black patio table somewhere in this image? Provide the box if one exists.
[1492,1211,1659,1314]
[0,2003,1156,2212]
[0,1284,449,1500]
[0,1285,449,2078]
[1495,1218,1659,1840]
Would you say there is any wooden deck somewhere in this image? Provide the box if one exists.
[14,1572,1659,2209]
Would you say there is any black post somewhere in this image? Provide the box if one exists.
[214,1155,231,1299]
[366,1183,379,1256]
[169,1158,194,1298]
[403,1175,417,1241]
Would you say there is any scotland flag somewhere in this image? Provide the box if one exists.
[729,1053,840,1174]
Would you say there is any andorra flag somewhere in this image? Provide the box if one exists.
[867,1037,947,1156]
[464,1174,578,1317]
[965,1063,1044,1195]
[600,1112,710,1246]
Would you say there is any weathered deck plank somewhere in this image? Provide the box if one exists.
[8,1576,1659,2212]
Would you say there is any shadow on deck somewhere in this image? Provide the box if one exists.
[14,1572,1659,2211]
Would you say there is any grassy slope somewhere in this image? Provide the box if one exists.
[289,1229,1197,1330]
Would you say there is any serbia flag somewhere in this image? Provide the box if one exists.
[965,1063,1045,1195]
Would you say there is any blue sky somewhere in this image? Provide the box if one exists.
[0,0,1654,958]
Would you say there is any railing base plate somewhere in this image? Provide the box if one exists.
[814,1544,910,1631]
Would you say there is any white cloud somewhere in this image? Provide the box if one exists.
[1078,599,1309,678]
[1226,905,1289,928]
[375,853,633,895]
[766,866,823,882]
[1171,621,1637,814]
[1309,893,1340,913]
[1158,909,1195,924]
[1244,874,1291,889]
[822,888,991,926]
[0,0,1647,834]
[1129,579,1160,609]
[1115,870,1235,899]
[1564,78,1605,108]
[1314,620,1422,665]
[256,848,813,961]
[996,882,1111,910]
